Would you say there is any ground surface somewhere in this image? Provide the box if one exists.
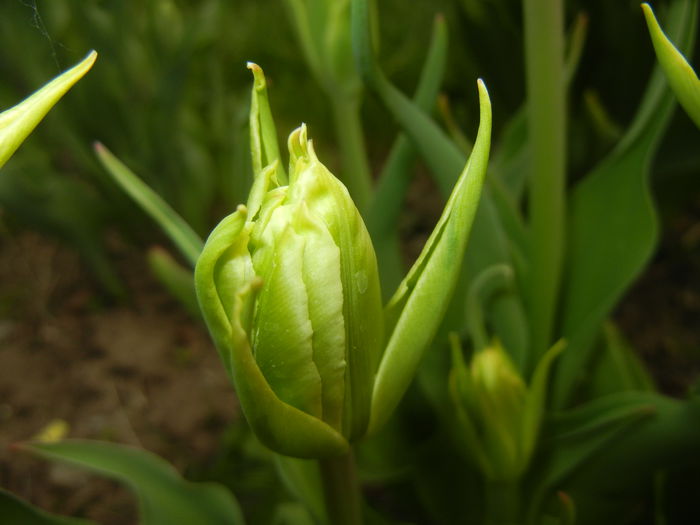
[0,232,236,524]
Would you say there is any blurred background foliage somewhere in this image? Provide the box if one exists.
[1,0,698,289]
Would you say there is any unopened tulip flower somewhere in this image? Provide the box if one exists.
[196,63,492,458]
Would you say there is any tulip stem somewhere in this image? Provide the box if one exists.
[319,450,364,525]
[484,480,521,525]
[523,0,567,361]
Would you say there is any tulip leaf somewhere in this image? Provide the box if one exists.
[22,440,245,525]
[0,51,96,170]
[368,80,492,434]
[642,2,700,127]
[146,246,200,318]
[0,489,94,525]
[352,0,529,364]
[94,142,204,267]
[553,0,698,408]
[366,13,448,295]
[527,393,656,522]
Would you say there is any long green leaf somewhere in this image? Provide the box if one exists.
[352,0,530,365]
[368,80,492,434]
[0,51,96,170]
[366,13,448,295]
[553,0,698,408]
[23,440,245,525]
[0,489,94,525]
[94,142,204,267]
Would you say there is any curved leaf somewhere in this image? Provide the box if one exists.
[368,80,492,434]
[0,489,93,525]
[94,142,204,267]
[553,0,698,408]
[23,440,245,525]
[0,51,96,170]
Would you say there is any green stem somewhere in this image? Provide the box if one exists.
[319,451,363,525]
[330,95,373,213]
[523,0,567,359]
[484,480,521,525]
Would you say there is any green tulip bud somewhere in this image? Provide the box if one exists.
[450,337,563,481]
[197,62,494,459]
[196,123,383,458]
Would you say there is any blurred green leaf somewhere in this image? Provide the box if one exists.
[0,489,94,525]
[553,0,698,408]
[528,392,657,522]
[366,13,448,295]
[146,246,200,318]
[24,440,245,525]
[94,142,204,267]
[352,0,530,366]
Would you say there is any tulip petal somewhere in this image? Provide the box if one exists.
[195,206,250,375]
[230,280,349,458]
[248,63,287,182]
[288,126,384,440]
[254,216,323,418]
[294,202,347,432]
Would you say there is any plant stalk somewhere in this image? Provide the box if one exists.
[330,95,373,214]
[485,480,521,525]
[319,451,364,525]
[523,0,567,359]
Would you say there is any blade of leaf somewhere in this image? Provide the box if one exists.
[23,440,245,525]
[94,142,204,267]
[527,392,657,522]
[366,13,448,295]
[352,0,530,366]
[0,489,94,525]
[642,2,700,127]
[553,0,698,408]
[368,80,491,434]
[147,246,200,318]
[0,51,96,169]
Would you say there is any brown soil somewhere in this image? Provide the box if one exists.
[0,232,237,525]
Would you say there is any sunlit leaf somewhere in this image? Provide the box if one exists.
[0,51,96,170]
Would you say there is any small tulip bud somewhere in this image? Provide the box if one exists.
[449,338,563,481]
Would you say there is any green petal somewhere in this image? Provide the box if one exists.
[294,202,347,432]
[195,207,249,375]
[229,280,349,458]
[248,63,287,182]
[253,214,323,418]
[288,126,384,440]
[0,51,96,170]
